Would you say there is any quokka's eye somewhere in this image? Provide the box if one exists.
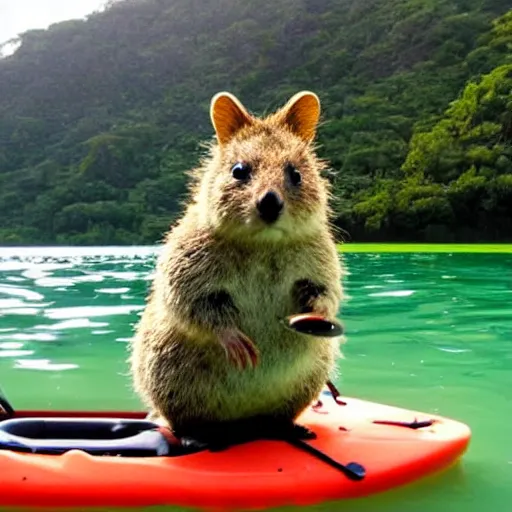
[285,162,302,186]
[231,161,252,181]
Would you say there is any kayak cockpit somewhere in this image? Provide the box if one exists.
[0,416,190,457]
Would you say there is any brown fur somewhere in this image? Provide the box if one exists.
[129,90,345,438]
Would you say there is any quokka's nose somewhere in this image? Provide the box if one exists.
[256,190,284,224]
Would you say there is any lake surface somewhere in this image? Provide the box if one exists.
[0,246,511,512]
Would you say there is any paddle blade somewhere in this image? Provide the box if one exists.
[284,314,344,338]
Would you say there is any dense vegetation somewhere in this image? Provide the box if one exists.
[0,0,511,245]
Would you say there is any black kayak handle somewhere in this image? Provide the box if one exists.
[0,417,179,456]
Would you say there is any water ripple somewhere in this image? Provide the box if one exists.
[36,319,110,331]
[14,359,79,371]
[368,290,415,297]
[0,246,156,374]
[0,284,44,301]
[0,350,34,358]
[44,305,144,320]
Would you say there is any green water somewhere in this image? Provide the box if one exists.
[0,246,511,512]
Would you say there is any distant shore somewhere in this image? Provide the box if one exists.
[1,244,512,254]
[337,244,512,253]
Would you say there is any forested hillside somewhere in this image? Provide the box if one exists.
[0,0,511,245]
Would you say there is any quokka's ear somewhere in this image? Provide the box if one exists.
[275,91,321,142]
[210,92,254,145]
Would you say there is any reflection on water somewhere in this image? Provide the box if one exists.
[0,246,511,512]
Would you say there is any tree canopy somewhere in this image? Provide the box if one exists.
[0,0,510,244]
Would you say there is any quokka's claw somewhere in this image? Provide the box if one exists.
[218,328,260,370]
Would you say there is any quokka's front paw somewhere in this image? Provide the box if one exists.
[218,328,260,370]
[299,294,332,318]
[293,279,333,316]
[308,300,330,317]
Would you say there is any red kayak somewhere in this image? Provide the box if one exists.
[0,390,471,510]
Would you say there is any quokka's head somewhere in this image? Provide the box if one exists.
[194,90,332,243]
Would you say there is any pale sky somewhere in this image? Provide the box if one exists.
[0,0,106,44]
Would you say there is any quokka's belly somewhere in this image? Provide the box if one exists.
[192,325,333,422]
[227,268,296,339]
[197,349,327,421]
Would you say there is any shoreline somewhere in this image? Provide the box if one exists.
[1,243,512,254]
